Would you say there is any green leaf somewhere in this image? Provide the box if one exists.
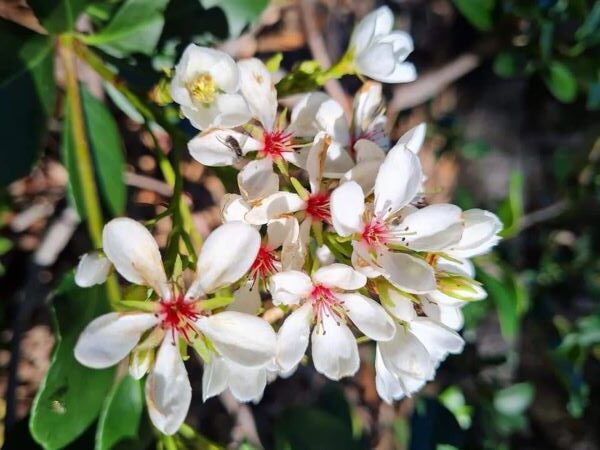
[83,0,170,56]
[62,87,127,217]
[274,407,360,450]
[0,21,55,186]
[199,0,269,37]
[493,383,535,415]
[451,0,496,31]
[586,82,600,110]
[493,52,518,78]
[81,88,127,216]
[0,237,13,255]
[95,375,143,450]
[30,274,115,449]
[28,0,90,33]
[544,62,577,103]
[476,266,519,340]
[498,171,524,238]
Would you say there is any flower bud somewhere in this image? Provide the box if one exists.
[437,276,486,302]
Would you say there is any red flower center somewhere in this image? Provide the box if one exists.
[157,295,201,343]
[309,284,343,324]
[361,218,388,248]
[305,192,331,223]
[250,244,279,282]
[260,130,293,160]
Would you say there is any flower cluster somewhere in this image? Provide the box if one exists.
[74,6,502,435]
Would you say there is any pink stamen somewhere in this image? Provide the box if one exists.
[305,192,331,223]
[309,284,343,327]
[361,218,388,248]
[260,130,293,160]
[250,244,279,282]
[157,294,201,344]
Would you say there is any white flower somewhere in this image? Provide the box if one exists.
[351,82,389,150]
[375,284,464,403]
[171,45,251,130]
[270,264,395,380]
[74,218,275,435]
[74,251,111,287]
[349,6,416,83]
[202,356,269,403]
[330,142,464,293]
[446,209,503,258]
[342,123,426,195]
[187,58,296,167]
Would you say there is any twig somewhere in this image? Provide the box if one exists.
[125,172,173,197]
[387,53,480,118]
[517,200,568,232]
[297,0,351,115]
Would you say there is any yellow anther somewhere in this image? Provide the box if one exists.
[187,73,216,105]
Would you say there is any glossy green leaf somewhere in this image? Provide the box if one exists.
[95,375,143,450]
[200,0,269,36]
[81,88,127,216]
[451,0,496,31]
[498,171,524,238]
[476,265,520,340]
[61,87,127,217]
[83,0,170,56]
[30,274,115,450]
[28,0,90,33]
[0,21,55,186]
[544,62,577,103]
[493,383,535,415]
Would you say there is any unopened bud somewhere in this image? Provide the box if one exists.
[437,276,486,302]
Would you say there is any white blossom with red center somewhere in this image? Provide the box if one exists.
[269,264,395,380]
[330,138,472,294]
[74,218,276,435]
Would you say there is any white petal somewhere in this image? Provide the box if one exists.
[338,293,395,341]
[437,257,475,278]
[352,83,385,139]
[378,323,432,379]
[244,192,305,225]
[370,61,416,84]
[330,181,365,236]
[227,282,261,315]
[74,312,159,368]
[448,209,503,258]
[397,123,426,154]
[379,250,436,294]
[351,6,394,54]
[409,318,464,361]
[306,134,329,193]
[75,252,111,287]
[281,218,307,271]
[226,361,267,402]
[146,337,191,435]
[238,158,279,202]
[322,141,355,177]
[188,129,262,167]
[420,298,464,330]
[354,139,386,163]
[375,345,405,403]
[384,285,417,322]
[311,314,359,380]
[187,222,260,297]
[395,204,464,252]
[374,145,422,217]
[174,45,239,93]
[351,240,387,278]
[201,357,229,401]
[221,194,251,223]
[315,99,350,146]
[214,93,252,128]
[181,104,219,131]
[316,244,335,266]
[269,270,313,306]
[313,264,366,290]
[195,311,276,367]
[356,43,396,80]
[267,216,299,250]
[342,160,382,195]
[103,218,169,298]
[287,92,331,137]
[276,303,313,372]
[238,58,277,130]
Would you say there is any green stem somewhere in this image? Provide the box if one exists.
[60,35,120,305]
[74,42,203,252]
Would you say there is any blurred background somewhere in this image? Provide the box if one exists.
[0,0,599,449]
